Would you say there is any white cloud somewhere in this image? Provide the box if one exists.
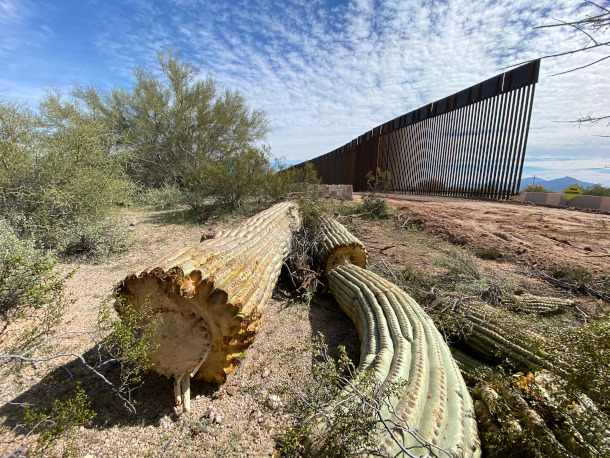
[2,0,608,184]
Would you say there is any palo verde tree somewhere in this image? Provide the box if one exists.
[73,48,271,202]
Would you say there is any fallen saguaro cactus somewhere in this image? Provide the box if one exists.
[116,202,300,410]
[313,214,479,455]
[327,265,481,456]
[450,347,492,375]
[504,293,574,314]
[458,302,567,376]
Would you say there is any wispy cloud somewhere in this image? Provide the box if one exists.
[1,0,608,184]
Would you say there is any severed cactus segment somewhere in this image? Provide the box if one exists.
[317,215,368,274]
[504,293,574,314]
[458,302,568,377]
[450,347,492,375]
[116,202,300,409]
[327,264,481,457]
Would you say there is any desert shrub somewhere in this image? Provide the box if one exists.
[0,219,72,353]
[396,265,438,305]
[543,266,610,301]
[286,195,334,292]
[185,146,273,212]
[273,161,323,198]
[523,184,553,193]
[97,297,161,408]
[549,315,610,410]
[138,183,186,209]
[55,217,133,261]
[357,168,391,219]
[582,183,610,197]
[21,382,96,450]
[475,247,503,261]
[0,96,134,258]
[276,336,407,457]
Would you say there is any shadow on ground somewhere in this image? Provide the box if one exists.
[0,345,220,433]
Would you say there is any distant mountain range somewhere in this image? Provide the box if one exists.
[519,176,594,193]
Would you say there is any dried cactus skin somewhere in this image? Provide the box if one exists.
[328,264,481,457]
[116,202,301,395]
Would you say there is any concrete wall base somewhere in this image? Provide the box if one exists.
[513,192,609,212]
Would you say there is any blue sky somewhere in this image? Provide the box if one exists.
[1,0,609,185]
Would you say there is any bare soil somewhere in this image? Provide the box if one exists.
[365,193,610,274]
[1,197,608,457]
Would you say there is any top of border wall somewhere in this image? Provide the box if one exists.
[313,60,540,163]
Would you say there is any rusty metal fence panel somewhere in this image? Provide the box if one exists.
[297,60,540,198]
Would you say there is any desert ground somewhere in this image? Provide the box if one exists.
[1,194,608,456]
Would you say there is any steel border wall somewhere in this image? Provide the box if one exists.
[297,60,540,198]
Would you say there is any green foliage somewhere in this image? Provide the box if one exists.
[276,335,406,457]
[396,265,438,305]
[358,168,391,219]
[545,266,610,301]
[97,297,161,405]
[0,219,73,356]
[524,184,552,193]
[138,183,186,209]
[0,95,134,258]
[582,183,610,197]
[475,247,503,261]
[74,48,269,193]
[21,382,96,448]
[185,146,273,212]
[57,217,133,261]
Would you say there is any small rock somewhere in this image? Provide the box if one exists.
[212,413,223,425]
[266,394,281,410]
[226,386,238,396]
[129,220,138,226]
[261,368,270,378]
[200,409,213,420]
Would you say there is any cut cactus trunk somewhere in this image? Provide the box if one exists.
[458,302,567,376]
[315,216,480,456]
[116,202,300,410]
[327,265,481,456]
[317,215,368,274]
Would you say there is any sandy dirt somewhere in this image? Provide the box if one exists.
[364,193,610,274]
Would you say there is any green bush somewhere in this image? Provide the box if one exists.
[138,183,186,209]
[276,336,406,457]
[56,217,133,261]
[21,382,96,449]
[0,219,71,351]
[185,147,272,212]
[97,297,161,408]
[0,95,134,257]
[582,184,610,197]
[357,168,391,219]
[523,183,552,193]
